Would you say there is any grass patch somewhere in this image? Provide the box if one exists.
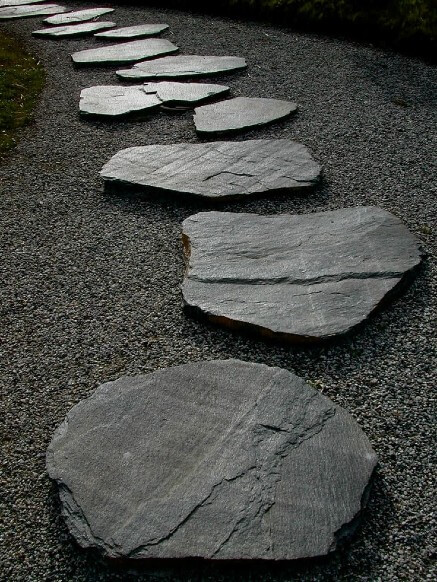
[0,31,45,156]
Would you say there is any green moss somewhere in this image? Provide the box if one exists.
[0,32,45,156]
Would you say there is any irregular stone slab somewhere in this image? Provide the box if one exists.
[80,85,161,117]
[0,0,46,7]
[182,208,422,341]
[95,23,169,39]
[33,21,116,38]
[0,4,66,18]
[143,81,230,107]
[117,55,247,80]
[47,359,377,560]
[44,7,114,25]
[72,38,178,66]
[81,82,230,117]
[194,97,297,135]
[100,139,321,200]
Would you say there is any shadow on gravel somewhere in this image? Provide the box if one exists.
[45,470,395,581]
[351,51,437,108]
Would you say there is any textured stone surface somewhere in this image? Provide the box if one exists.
[95,23,169,39]
[194,97,297,135]
[182,208,422,341]
[143,81,229,106]
[0,0,46,7]
[47,359,377,561]
[117,55,247,80]
[79,85,161,117]
[33,21,116,37]
[81,82,230,117]
[0,4,66,18]
[44,7,114,25]
[100,139,321,200]
[72,38,178,66]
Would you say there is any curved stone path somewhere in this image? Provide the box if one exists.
[1,2,435,581]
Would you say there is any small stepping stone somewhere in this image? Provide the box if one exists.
[44,7,114,25]
[47,359,377,560]
[80,85,161,117]
[182,208,423,341]
[0,4,66,18]
[72,38,179,66]
[194,97,297,135]
[33,21,116,38]
[144,81,230,106]
[100,139,321,200]
[95,23,169,40]
[117,55,247,80]
[0,0,46,7]
[81,82,230,117]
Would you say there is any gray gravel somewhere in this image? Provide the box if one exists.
[0,2,436,581]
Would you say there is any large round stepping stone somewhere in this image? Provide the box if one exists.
[33,21,116,38]
[182,208,422,341]
[95,23,169,40]
[0,4,66,18]
[117,55,247,80]
[0,0,46,7]
[47,359,377,560]
[100,139,321,200]
[194,97,297,135]
[80,85,161,117]
[44,7,114,25]
[72,39,179,66]
[80,82,230,117]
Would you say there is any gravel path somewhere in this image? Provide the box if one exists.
[1,3,436,581]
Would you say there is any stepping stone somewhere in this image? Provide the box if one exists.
[95,23,169,40]
[194,97,297,135]
[100,139,321,200]
[33,21,116,38]
[47,359,377,561]
[144,81,230,107]
[182,208,423,341]
[0,0,46,7]
[44,7,114,25]
[117,55,247,80]
[81,82,230,117]
[72,38,178,66]
[0,4,66,18]
[80,85,161,117]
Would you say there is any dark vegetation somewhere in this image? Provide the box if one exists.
[149,0,437,58]
[0,32,45,156]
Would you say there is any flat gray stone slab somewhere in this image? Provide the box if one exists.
[44,7,114,25]
[0,4,66,18]
[47,359,377,560]
[33,21,116,37]
[72,38,178,66]
[143,81,229,106]
[182,208,422,341]
[81,82,230,117]
[0,0,46,7]
[100,139,321,200]
[117,55,247,80]
[95,23,169,39]
[80,85,161,117]
[194,97,297,135]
